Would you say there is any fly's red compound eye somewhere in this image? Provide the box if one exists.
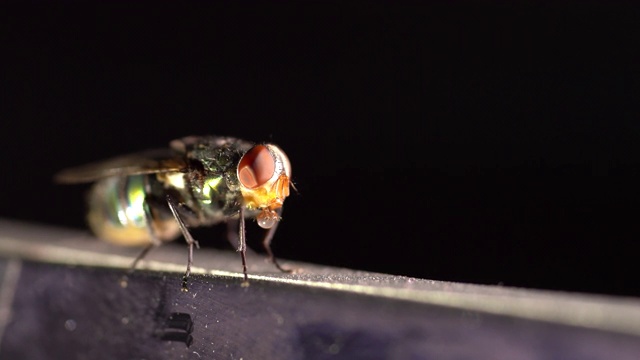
[238,145,275,189]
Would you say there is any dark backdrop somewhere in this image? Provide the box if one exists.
[2,2,639,297]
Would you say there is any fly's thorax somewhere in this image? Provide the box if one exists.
[87,175,180,246]
[174,136,253,223]
[191,172,245,224]
[156,167,244,226]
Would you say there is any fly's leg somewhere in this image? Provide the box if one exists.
[121,199,162,288]
[238,207,249,286]
[166,194,200,292]
[226,218,257,256]
[262,208,295,273]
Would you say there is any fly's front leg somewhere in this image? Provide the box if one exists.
[166,193,200,292]
[238,207,249,286]
[262,207,295,274]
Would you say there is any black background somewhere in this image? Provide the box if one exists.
[2,2,639,297]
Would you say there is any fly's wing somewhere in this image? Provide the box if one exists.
[53,148,187,184]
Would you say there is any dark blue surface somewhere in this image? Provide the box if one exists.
[2,260,639,359]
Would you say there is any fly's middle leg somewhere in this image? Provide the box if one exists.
[166,194,200,292]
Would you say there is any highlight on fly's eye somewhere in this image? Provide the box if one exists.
[266,144,292,178]
[238,145,276,189]
[257,209,279,229]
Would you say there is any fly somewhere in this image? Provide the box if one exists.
[54,135,294,290]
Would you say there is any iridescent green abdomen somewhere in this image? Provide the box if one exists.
[87,175,179,246]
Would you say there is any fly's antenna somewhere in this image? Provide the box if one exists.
[290,180,300,195]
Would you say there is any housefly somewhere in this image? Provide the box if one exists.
[54,135,293,290]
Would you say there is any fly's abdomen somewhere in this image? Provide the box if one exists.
[87,175,179,246]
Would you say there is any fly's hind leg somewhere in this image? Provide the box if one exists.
[262,208,296,274]
[166,193,200,292]
[227,214,251,286]
[121,199,162,288]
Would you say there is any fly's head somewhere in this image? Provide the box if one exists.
[237,144,292,229]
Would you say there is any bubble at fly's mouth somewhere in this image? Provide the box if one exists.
[257,209,279,229]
